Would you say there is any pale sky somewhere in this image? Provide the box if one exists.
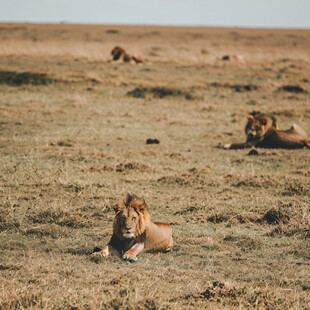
[0,0,309,28]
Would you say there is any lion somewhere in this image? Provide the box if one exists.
[110,46,144,64]
[91,194,173,262]
[224,111,310,149]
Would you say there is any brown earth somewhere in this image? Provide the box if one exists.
[0,23,309,309]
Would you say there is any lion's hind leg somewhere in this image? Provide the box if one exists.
[291,124,308,139]
[163,243,173,252]
[290,124,310,148]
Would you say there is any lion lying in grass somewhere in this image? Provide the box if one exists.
[224,111,310,149]
[92,194,173,262]
[110,46,144,64]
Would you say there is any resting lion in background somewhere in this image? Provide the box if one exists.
[224,111,310,149]
[92,194,173,262]
[110,46,144,64]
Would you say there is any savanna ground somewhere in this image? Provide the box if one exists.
[0,23,309,309]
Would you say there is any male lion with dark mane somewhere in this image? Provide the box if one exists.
[92,194,173,262]
[224,111,310,149]
[110,46,144,64]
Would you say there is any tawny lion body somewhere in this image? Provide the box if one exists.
[92,194,173,262]
[110,46,144,64]
[224,111,310,150]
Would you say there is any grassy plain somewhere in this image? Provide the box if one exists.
[0,23,310,309]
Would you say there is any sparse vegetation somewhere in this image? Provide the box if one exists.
[0,70,53,86]
[127,86,195,100]
[0,23,310,309]
[278,85,306,93]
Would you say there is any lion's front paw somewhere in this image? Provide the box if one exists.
[223,143,232,150]
[122,251,137,262]
[91,246,109,257]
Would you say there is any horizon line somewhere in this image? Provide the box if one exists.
[0,20,309,31]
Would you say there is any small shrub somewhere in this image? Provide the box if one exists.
[0,70,53,86]
[127,87,194,100]
[278,85,306,93]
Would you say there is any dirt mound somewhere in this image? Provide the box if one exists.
[181,282,248,306]
[87,162,154,173]
[179,282,280,308]
[28,209,90,228]
[146,138,160,144]
[127,87,194,100]
[158,167,211,186]
[223,235,262,251]
[282,183,308,196]
[174,206,198,215]
[105,29,119,34]
[232,175,275,188]
[264,203,310,237]
[0,70,53,86]
[278,85,306,93]
[207,214,230,223]
[207,213,260,224]
[248,149,259,156]
[114,162,153,172]
[262,208,290,224]
[210,82,258,92]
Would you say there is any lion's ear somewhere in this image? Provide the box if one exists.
[113,203,122,213]
[136,202,148,214]
[247,115,254,121]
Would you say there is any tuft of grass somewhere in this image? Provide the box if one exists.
[0,70,53,86]
[127,86,195,100]
[210,82,258,92]
[278,85,306,93]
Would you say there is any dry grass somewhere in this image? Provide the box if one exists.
[0,23,310,309]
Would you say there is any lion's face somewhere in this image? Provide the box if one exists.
[111,46,125,61]
[113,194,150,240]
[245,114,275,145]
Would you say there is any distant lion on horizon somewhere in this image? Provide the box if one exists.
[110,46,144,64]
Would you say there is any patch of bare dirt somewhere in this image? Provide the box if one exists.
[174,206,198,215]
[178,282,281,308]
[127,86,194,100]
[282,183,309,196]
[207,213,258,224]
[22,224,68,238]
[0,70,54,86]
[263,203,310,237]
[262,208,290,224]
[158,167,211,186]
[209,82,258,92]
[28,209,90,228]
[146,138,160,144]
[0,264,21,271]
[86,162,155,173]
[230,175,276,188]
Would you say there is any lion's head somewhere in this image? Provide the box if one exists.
[111,46,126,61]
[245,111,277,145]
[113,194,150,240]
